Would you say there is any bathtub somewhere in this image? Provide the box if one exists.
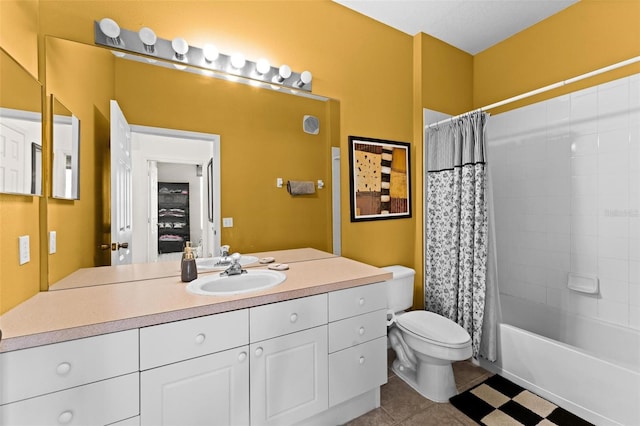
[479,295,640,426]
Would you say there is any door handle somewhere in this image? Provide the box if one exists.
[111,242,129,251]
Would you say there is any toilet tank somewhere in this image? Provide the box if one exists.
[382,265,415,312]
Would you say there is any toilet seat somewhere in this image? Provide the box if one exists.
[396,311,471,349]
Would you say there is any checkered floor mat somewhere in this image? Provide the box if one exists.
[449,375,593,426]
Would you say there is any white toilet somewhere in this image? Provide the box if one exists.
[383,265,472,402]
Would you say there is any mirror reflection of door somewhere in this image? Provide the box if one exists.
[52,96,80,199]
[110,100,133,265]
[0,108,42,195]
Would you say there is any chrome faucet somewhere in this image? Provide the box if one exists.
[220,253,247,277]
[215,245,232,266]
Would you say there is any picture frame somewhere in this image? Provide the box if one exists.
[348,135,411,222]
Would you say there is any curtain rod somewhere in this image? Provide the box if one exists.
[425,55,640,130]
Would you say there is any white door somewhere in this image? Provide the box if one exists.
[250,326,328,426]
[140,347,250,426]
[0,122,26,193]
[110,100,133,265]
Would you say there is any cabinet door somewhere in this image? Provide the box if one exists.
[141,346,249,426]
[250,326,328,426]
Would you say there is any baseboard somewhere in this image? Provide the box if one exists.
[293,388,380,426]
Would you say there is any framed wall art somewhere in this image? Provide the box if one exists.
[348,136,411,222]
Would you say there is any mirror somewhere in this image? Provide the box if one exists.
[0,47,43,196]
[51,95,80,199]
[44,37,337,289]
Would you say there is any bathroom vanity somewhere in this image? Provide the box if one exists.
[0,249,391,425]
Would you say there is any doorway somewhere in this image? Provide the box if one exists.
[130,126,220,264]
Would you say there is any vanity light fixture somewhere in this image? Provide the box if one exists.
[94,19,316,95]
[138,27,157,53]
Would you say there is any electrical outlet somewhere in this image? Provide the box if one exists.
[19,235,30,265]
[222,217,234,228]
[49,231,57,254]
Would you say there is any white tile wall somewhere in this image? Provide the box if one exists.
[487,73,640,330]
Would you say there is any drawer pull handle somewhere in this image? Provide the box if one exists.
[255,347,263,357]
[58,410,73,424]
[359,327,365,336]
[359,297,365,306]
[56,362,71,376]
[290,313,298,323]
[195,333,206,344]
[238,351,247,362]
[359,356,366,365]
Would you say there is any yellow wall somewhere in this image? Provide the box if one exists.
[474,0,640,113]
[0,2,41,314]
[421,33,474,115]
[45,37,115,284]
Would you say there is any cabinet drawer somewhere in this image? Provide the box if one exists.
[328,309,387,353]
[250,294,327,342]
[140,309,248,370]
[0,372,139,425]
[0,329,139,405]
[328,336,387,407]
[328,282,387,322]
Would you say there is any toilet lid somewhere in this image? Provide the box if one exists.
[397,311,471,347]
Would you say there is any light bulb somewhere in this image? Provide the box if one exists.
[172,37,189,61]
[295,70,312,87]
[203,44,219,63]
[273,64,291,83]
[99,18,121,44]
[230,52,246,70]
[256,58,270,75]
[138,27,157,53]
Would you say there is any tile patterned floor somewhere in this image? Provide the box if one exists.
[345,350,492,425]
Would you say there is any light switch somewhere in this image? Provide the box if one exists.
[49,231,57,254]
[223,217,234,228]
[19,235,30,265]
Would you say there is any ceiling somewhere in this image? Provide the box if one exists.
[332,0,579,55]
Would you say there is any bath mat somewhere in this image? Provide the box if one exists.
[449,375,593,426]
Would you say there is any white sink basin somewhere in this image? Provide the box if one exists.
[196,255,259,271]
[186,269,286,296]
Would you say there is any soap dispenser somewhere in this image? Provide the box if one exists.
[181,242,198,282]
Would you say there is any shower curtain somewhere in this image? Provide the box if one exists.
[424,111,497,360]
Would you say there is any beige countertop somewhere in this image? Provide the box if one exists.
[0,250,391,353]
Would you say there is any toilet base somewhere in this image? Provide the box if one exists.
[391,356,458,403]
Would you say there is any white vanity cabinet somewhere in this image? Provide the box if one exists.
[249,294,328,426]
[139,309,249,426]
[0,330,139,425]
[327,282,388,407]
